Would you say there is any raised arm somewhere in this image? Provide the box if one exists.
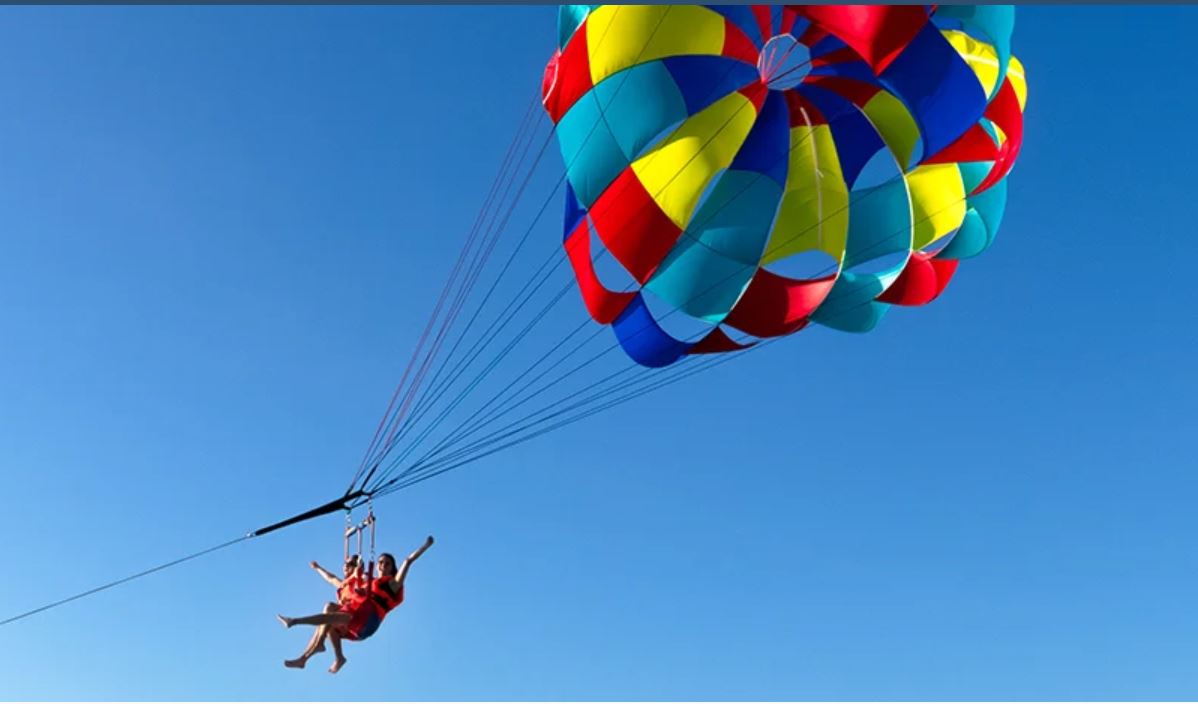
[310,561,343,589]
[394,536,434,589]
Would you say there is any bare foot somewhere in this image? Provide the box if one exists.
[276,615,294,628]
[329,656,347,674]
[284,657,307,669]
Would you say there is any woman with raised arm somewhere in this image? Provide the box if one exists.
[279,536,435,673]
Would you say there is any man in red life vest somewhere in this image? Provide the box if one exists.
[283,554,369,668]
[279,535,435,673]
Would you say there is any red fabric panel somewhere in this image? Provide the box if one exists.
[541,51,560,111]
[923,123,1000,165]
[563,219,637,324]
[805,75,881,107]
[723,269,836,337]
[798,23,827,46]
[722,17,762,66]
[542,25,594,124]
[798,5,929,73]
[737,81,769,110]
[810,45,861,68]
[752,5,774,44]
[689,326,755,355]
[973,78,1024,194]
[588,168,684,284]
[784,90,826,126]
[877,252,959,306]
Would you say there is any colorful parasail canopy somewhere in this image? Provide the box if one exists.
[542,5,1028,367]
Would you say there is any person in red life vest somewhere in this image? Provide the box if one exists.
[283,554,369,669]
[278,535,434,674]
[310,554,370,608]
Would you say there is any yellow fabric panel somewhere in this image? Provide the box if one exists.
[942,30,1028,110]
[763,125,849,264]
[906,164,966,250]
[942,29,1000,96]
[631,91,758,229]
[586,6,725,85]
[862,91,920,169]
[1007,55,1028,109]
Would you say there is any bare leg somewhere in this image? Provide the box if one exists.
[278,611,352,629]
[281,605,349,669]
[285,627,323,670]
[328,630,348,674]
[303,603,339,655]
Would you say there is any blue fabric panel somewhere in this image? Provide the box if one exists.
[645,170,783,322]
[729,90,790,187]
[661,55,760,118]
[938,162,1007,260]
[811,270,895,333]
[557,5,594,50]
[936,209,987,260]
[787,16,813,41]
[961,160,1006,231]
[591,60,689,162]
[809,58,879,86]
[798,85,884,188]
[844,177,912,269]
[879,23,987,162]
[562,183,586,242]
[936,4,1015,97]
[808,34,846,58]
[612,294,693,368]
[555,91,628,208]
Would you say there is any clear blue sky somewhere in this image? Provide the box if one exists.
[0,4,1195,700]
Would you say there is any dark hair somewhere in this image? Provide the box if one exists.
[378,552,398,575]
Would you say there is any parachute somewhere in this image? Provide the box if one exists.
[2,5,1030,627]
[543,5,1028,368]
[351,2,1031,497]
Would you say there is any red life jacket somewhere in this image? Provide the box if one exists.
[366,576,404,617]
[337,575,367,608]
